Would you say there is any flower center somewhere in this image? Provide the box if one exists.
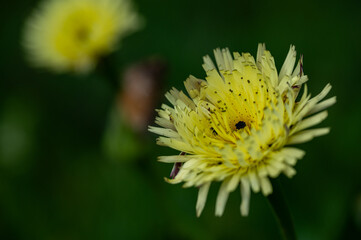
[75,26,90,42]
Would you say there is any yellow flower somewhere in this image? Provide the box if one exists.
[24,0,141,73]
[149,44,336,217]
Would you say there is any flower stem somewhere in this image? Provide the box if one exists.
[98,53,120,91]
[267,179,297,240]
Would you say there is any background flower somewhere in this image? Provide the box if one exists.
[23,0,142,73]
[150,44,335,217]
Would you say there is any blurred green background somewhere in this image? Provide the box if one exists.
[1,0,361,239]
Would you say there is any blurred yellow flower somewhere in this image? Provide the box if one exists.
[149,44,336,217]
[24,0,141,73]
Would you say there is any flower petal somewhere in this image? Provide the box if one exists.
[287,128,330,144]
[279,45,296,80]
[240,178,251,216]
[215,178,231,216]
[196,182,211,217]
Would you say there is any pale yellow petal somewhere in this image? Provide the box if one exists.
[215,178,231,216]
[240,178,251,216]
[196,182,211,217]
[287,128,330,144]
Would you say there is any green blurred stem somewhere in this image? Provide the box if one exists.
[267,179,297,240]
[98,53,120,91]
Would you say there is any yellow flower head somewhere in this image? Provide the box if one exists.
[24,0,141,73]
[149,44,336,217]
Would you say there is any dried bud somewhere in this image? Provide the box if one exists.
[118,58,167,134]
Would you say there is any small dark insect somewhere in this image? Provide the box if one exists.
[235,121,246,130]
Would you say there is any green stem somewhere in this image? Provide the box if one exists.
[97,53,120,91]
[267,179,297,240]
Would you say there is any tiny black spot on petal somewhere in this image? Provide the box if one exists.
[210,127,218,135]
